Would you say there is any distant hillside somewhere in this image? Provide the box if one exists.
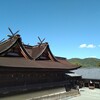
[68,58,100,67]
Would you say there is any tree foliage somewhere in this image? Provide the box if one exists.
[68,58,100,67]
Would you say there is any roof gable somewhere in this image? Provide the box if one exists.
[0,35,32,59]
[35,44,58,61]
[25,43,58,61]
[0,32,80,70]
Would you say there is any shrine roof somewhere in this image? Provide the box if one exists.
[0,57,80,70]
[0,34,80,70]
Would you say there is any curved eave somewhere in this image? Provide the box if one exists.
[46,45,59,62]
[68,65,82,70]
[17,39,33,59]
[0,57,80,70]
[0,36,33,60]
[57,59,81,70]
[0,38,18,55]
[34,44,48,60]
[33,43,58,62]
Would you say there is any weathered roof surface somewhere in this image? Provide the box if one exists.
[0,34,80,70]
[0,36,18,54]
[0,57,79,70]
[73,68,100,80]
[0,35,32,59]
[25,43,58,61]
[57,59,80,70]
[25,43,48,59]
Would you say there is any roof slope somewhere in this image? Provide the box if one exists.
[0,36,18,55]
[0,34,80,70]
[0,57,79,69]
[25,43,58,61]
[57,59,80,70]
[73,68,100,80]
[0,35,32,59]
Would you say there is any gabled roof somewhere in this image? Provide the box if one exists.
[0,35,32,59]
[0,36,18,55]
[0,34,80,70]
[25,43,58,61]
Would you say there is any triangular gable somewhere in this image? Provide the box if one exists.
[0,36,18,55]
[0,35,32,59]
[25,42,58,61]
[32,43,47,60]
[33,43,58,61]
[24,43,47,60]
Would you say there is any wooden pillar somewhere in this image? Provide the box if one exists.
[99,82,100,88]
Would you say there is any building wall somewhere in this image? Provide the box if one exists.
[0,67,66,88]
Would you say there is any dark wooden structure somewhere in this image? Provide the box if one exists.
[0,33,80,95]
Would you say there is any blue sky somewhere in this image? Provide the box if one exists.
[0,0,100,59]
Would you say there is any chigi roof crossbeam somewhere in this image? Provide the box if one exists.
[0,28,81,70]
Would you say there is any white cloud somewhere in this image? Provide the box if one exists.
[79,44,96,48]
[79,44,87,48]
[87,44,96,48]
